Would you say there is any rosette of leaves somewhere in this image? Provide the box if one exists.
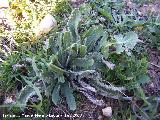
[18,8,144,111]
[1,6,143,111]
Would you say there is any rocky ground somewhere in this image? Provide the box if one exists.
[145,49,160,96]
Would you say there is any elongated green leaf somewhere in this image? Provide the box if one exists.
[52,83,61,105]
[72,57,94,69]
[62,31,73,49]
[94,32,108,51]
[49,35,58,53]
[23,78,42,101]
[49,32,63,53]
[79,45,87,57]
[32,57,40,76]
[84,25,104,52]
[101,45,109,59]
[136,86,149,104]
[68,9,81,42]
[16,77,42,110]
[97,7,113,21]
[17,85,36,106]
[57,32,63,51]
[62,82,76,111]
[48,63,66,74]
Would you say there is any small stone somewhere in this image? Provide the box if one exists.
[70,0,77,2]
[35,14,57,38]
[4,96,15,104]
[0,19,2,24]
[98,115,103,120]
[149,83,154,88]
[0,0,9,8]
[102,107,112,117]
[99,17,106,22]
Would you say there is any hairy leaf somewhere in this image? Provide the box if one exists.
[114,32,141,54]
[72,57,94,69]
[84,25,104,52]
[48,63,66,74]
[68,9,81,42]
[52,83,61,106]
[79,45,87,57]
[17,78,42,109]
[97,7,113,21]
[32,57,40,76]
[62,31,73,50]
[62,82,76,111]
[17,85,36,106]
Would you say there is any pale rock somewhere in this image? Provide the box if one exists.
[0,19,2,24]
[22,11,29,20]
[0,0,9,8]
[149,83,154,88]
[35,14,57,38]
[102,107,112,117]
[102,59,115,70]
[98,115,103,120]
[70,0,78,2]
[4,97,15,104]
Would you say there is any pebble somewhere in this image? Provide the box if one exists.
[102,107,112,117]
[0,0,9,8]
[35,14,57,38]
[149,83,155,88]
[98,115,103,120]
[4,96,15,104]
